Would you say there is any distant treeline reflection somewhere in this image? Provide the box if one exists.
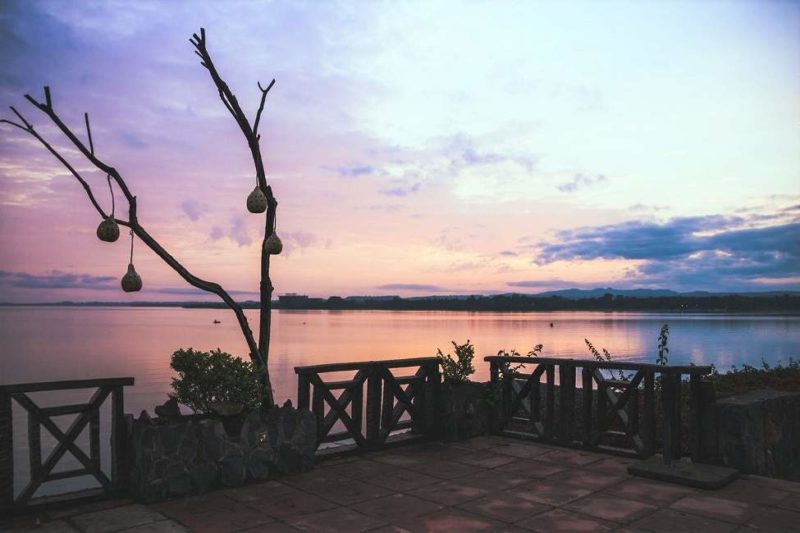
[259,293,800,313]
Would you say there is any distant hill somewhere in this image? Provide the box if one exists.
[530,288,799,299]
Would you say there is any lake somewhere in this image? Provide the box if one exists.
[2,307,799,413]
[2,306,798,497]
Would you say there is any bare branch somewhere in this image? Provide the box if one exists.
[16,87,264,367]
[0,119,27,132]
[253,78,275,136]
[10,106,33,129]
[84,113,94,155]
[43,86,52,109]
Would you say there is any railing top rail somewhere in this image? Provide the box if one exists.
[0,377,135,394]
[483,356,712,374]
[295,357,438,374]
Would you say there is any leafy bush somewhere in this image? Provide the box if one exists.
[656,324,669,365]
[437,340,475,384]
[712,357,800,397]
[496,344,543,376]
[170,348,265,414]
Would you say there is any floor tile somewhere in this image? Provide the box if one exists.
[409,480,489,506]
[71,504,166,533]
[603,478,696,505]
[246,488,339,520]
[391,508,511,532]
[455,451,518,469]
[285,507,388,532]
[457,493,551,523]
[564,494,657,523]
[631,508,738,533]
[494,459,567,479]
[515,508,616,532]
[670,494,757,524]
[509,480,594,506]
[352,493,444,522]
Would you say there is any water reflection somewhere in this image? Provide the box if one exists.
[1,307,799,413]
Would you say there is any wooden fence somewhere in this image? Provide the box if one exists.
[295,358,440,451]
[485,356,714,463]
[0,377,134,513]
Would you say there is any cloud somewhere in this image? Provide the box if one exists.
[228,215,251,247]
[180,199,204,221]
[499,250,518,257]
[535,216,800,290]
[557,173,607,193]
[154,287,256,297]
[0,270,116,290]
[380,182,421,197]
[375,283,449,292]
[209,226,225,240]
[336,165,375,178]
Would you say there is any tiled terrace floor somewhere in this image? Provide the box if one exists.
[5,435,800,532]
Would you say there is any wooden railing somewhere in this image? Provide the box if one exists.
[0,377,134,513]
[485,356,714,463]
[295,358,440,451]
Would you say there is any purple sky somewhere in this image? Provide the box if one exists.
[0,0,798,302]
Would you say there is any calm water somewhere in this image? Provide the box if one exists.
[1,307,798,497]
[2,307,799,412]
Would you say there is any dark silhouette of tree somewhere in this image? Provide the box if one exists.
[1,28,279,407]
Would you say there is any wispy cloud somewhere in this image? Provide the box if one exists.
[376,283,449,292]
[557,173,606,193]
[0,270,116,290]
[380,182,421,197]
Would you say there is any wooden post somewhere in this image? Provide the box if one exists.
[0,389,13,513]
[312,385,324,443]
[297,373,310,410]
[582,367,593,446]
[381,372,394,438]
[689,373,702,462]
[643,371,656,457]
[28,412,42,483]
[90,405,100,471]
[559,364,575,441]
[661,371,675,465]
[110,385,125,491]
[545,365,555,439]
[366,365,382,448]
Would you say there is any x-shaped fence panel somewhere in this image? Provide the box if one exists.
[296,358,440,451]
[0,377,133,513]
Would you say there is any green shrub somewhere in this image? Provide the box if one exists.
[437,340,475,384]
[496,344,543,376]
[712,357,800,397]
[170,348,265,414]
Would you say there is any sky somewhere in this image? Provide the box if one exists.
[0,0,798,302]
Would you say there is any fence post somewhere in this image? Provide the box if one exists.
[366,364,382,448]
[297,372,310,410]
[0,388,13,513]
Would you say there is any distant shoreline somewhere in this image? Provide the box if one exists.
[1,292,798,313]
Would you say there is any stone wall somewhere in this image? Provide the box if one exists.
[716,390,800,481]
[128,401,316,502]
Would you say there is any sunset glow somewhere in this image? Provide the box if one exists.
[1,0,798,302]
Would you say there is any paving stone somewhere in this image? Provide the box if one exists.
[410,459,484,480]
[236,522,300,532]
[509,480,593,506]
[536,449,602,467]
[631,508,738,533]
[777,491,800,512]
[457,493,551,523]
[397,442,474,461]
[454,451,518,469]
[716,478,793,506]
[246,488,339,519]
[322,458,399,480]
[301,477,392,506]
[363,467,442,491]
[743,475,800,494]
[458,471,532,492]
[286,506,388,532]
[371,452,433,468]
[45,499,134,521]
[119,521,191,533]
[451,436,508,451]
[409,480,490,506]
[491,442,555,460]
[603,478,696,506]
[558,469,625,490]
[154,493,274,532]
[628,456,739,489]
[494,459,567,479]
[222,480,296,502]
[564,494,657,523]
[71,504,166,533]
[671,494,757,524]
[744,505,800,531]
[515,508,616,532]
[352,493,444,522]
[586,457,636,476]
[391,508,512,532]
[10,520,79,532]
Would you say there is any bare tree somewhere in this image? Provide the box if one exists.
[1,28,280,408]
